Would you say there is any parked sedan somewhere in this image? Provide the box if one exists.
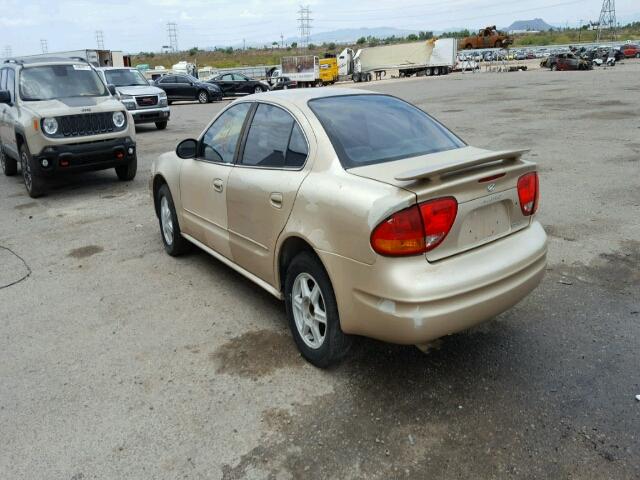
[153,74,222,104]
[619,44,640,58]
[548,53,592,71]
[271,76,298,90]
[206,73,270,96]
[150,89,547,367]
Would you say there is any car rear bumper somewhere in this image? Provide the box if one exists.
[318,221,548,345]
[32,137,136,176]
[131,107,170,124]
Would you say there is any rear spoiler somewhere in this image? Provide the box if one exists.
[394,149,530,182]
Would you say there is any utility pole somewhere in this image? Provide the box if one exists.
[578,19,583,42]
[96,30,105,49]
[167,22,179,52]
[597,0,617,41]
[243,38,246,52]
[281,33,284,49]
[40,39,48,54]
[297,5,312,50]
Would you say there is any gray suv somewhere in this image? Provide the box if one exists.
[0,57,137,197]
[97,67,170,130]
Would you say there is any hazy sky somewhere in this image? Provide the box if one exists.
[1,0,639,56]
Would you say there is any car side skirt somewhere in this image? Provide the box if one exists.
[181,233,283,300]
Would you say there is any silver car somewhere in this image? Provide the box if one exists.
[97,67,170,130]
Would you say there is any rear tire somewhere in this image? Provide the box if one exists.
[20,144,46,198]
[115,154,137,181]
[155,121,168,130]
[1,146,18,176]
[284,252,352,368]
[156,184,191,256]
[254,85,263,93]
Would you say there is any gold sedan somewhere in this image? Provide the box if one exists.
[150,89,547,367]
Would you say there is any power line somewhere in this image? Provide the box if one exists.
[167,22,179,52]
[297,5,312,49]
[40,39,48,54]
[596,0,617,41]
[96,30,105,49]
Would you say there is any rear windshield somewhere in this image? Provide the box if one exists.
[20,65,108,101]
[308,94,465,168]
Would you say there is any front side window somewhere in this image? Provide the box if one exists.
[200,103,252,164]
[104,69,148,87]
[241,104,307,168]
[308,94,465,168]
[20,65,108,101]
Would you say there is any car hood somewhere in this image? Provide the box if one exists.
[115,85,165,96]
[21,95,124,117]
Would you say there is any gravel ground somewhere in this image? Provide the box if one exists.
[1,60,639,479]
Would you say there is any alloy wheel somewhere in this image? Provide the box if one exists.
[198,91,208,103]
[160,196,174,245]
[254,86,262,93]
[292,272,327,349]
[21,151,32,192]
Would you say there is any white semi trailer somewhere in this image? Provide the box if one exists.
[338,38,457,82]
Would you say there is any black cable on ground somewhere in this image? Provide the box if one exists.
[0,245,31,290]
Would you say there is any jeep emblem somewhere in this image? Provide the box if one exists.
[487,183,496,192]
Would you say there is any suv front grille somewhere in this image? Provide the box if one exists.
[136,95,158,107]
[58,112,118,137]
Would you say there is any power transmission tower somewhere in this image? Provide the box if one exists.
[3,46,12,58]
[96,30,105,49]
[297,5,312,50]
[40,39,48,54]
[167,22,179,52]
[596,0,617,42]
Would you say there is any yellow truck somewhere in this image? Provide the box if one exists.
[319,57,338,85]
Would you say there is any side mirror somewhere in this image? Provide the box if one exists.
[107,84,117,96]
[176,138,198,159]
[0,90,11,104]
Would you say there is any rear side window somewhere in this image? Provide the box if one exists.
[241,104,308,169]
[308,94,464,168]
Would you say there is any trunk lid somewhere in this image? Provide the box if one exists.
[348,146,536,261]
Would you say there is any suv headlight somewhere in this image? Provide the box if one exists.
[158,91,168,106]
[42,117,58,135]
[112,111,126,128]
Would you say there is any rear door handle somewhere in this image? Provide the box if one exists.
[212,178,224,192]
[270,192,283,209]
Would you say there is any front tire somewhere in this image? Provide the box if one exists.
[115,154,137,181]
[20,144,46,198]
[156,184,191,256]
[284,252,352,368]
[155,121,168,130]
[1,146,18,176]
[197,90,209,104]
[254,85,263,93]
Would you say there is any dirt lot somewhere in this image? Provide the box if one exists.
[1,61,639,479]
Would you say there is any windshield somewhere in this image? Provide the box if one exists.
[104,69,148,87]
[308,95,465,168]
[19,65,108,101]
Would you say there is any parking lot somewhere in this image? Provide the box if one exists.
[1,62,639,479]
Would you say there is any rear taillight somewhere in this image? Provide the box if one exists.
[371,197,458,257]
[517,172,539,216]
[419,197,458,251]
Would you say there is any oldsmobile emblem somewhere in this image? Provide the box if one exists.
[487,183,496,192]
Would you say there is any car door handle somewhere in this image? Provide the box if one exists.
[270,192,283,209]
[212,178,224,193]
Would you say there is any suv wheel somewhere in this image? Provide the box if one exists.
[20,144,45,198]
[1,146,18,176]
[284,252,352,368]
[254,85,263,93]
[198,90,209,104]
[156,184,191,256]
[115,153,137,181]
[155,121,168,130]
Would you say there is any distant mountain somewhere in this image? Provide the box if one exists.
[286,27,419,44]
[506,18,554,31]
